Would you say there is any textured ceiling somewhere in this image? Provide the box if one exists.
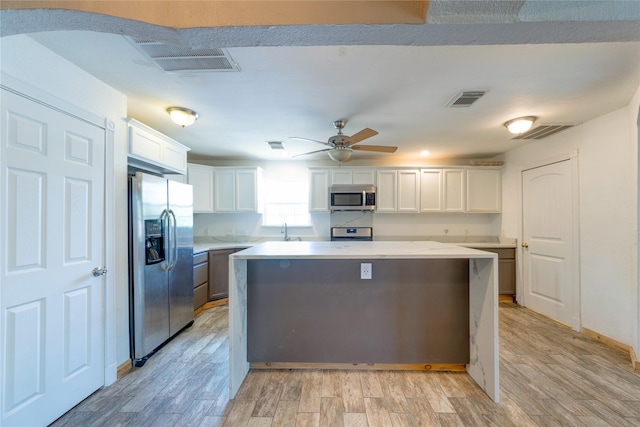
[2,1,640,164]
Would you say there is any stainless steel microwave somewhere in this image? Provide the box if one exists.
[330,184,376,211]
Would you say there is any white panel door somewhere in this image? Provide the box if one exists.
[1,89,105,426]
[522,160,576,326]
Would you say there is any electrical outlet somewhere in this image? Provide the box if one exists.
[361,263,372,280]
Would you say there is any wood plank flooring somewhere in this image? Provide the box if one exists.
[50,303,640,426]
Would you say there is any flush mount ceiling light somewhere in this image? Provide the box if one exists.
[328,148,353,163]
[167,107,199,127]
[504,116,537,135]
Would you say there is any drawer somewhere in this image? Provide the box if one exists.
[193,262,208,288]
[194,283,208,310]
[193,252,208,264]
[474,248,515,259]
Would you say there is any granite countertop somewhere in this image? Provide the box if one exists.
[230,241,497,260]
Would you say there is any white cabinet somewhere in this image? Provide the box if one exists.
[443,169,466,212]
[308,169,330,212]
[187,163,215,213]
[420,168,465,213]
[376,169,420,213]
[214,167,263,213]
[331,169,375,185]
[127,119,189,174]
[466,169,501,213]
[420,169,442,212]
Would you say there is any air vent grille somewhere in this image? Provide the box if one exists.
[512,124,574,140]
[268,141,285,150]
[447,90,487,107]
[128,37,239,73]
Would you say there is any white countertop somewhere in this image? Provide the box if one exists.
[193,243,253,254]
[230,241,496,259]
[193,236,516,254]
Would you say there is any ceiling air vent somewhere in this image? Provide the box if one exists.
[127,37,240,73]
[447,90,487,107]
[267,141,285,150]
[512,124,575,140]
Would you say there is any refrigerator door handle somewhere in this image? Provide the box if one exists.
[169,209,178,270]
[160,208,171,271]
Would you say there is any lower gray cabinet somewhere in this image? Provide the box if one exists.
[208,249,235,301]
[469,247,516,296]
[193,252,208,309]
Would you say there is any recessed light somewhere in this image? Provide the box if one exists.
[420,150,430,156]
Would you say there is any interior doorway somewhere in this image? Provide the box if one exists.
[521,156,580,330]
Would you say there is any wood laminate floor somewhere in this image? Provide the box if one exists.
[51,303,640,426]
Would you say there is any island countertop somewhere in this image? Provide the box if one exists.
[228,240,500,403]
[230,240,497,259]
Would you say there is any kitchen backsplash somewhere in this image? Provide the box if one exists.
[193,211,501,242]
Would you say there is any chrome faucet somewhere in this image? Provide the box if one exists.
[282,222,290,241]
[281,222,300,241]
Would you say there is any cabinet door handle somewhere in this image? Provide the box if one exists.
[522,242,529,248]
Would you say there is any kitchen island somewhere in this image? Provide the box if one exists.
[229,241,499,402]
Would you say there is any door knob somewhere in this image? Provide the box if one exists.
[92,267,108,277]
[522,242,529,248]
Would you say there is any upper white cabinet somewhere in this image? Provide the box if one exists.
[331,169,375,185]
[420,168,466,212]
[309,169,330,212]
[442,169,466,212]
[420,169,442,212]
[187,163,215,213]
[466,169,501,213]
[376,169,420,213]
[214,167,263,213]
[309,166,501,214]
[127,119,189,175]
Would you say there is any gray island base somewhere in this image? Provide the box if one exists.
[229,241,499,402]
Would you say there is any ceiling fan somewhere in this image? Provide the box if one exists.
[290,120,397,163]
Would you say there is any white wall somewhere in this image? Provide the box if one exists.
[502,83,640,352]
[0,35,131,369]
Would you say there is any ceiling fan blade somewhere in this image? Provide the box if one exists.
[291,148,331,157]
[289,136,331,146]
[344,128,378,146]
[351,145,397,153]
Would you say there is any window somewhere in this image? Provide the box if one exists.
[262,177,311,226]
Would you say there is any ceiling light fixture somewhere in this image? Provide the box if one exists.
[167,107,199,127]
[420,150,431,156]
[504,116,537,135]
[328,148,352,163]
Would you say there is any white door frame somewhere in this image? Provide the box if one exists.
[0,74,117,385]
[518,149,581,331]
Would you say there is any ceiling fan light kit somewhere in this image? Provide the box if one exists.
[167,107,199,127]
[504,116,537,134]
[290,119,397,163]
[328,148,353,162]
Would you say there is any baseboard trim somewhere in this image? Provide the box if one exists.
[582,327,638,371]
[117,359,132,379]
[195,298,229,316]
[250,362,466,372]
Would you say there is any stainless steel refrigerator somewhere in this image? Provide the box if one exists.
[128,171,194,366]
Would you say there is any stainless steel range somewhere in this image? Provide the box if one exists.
[330,226,373,241]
